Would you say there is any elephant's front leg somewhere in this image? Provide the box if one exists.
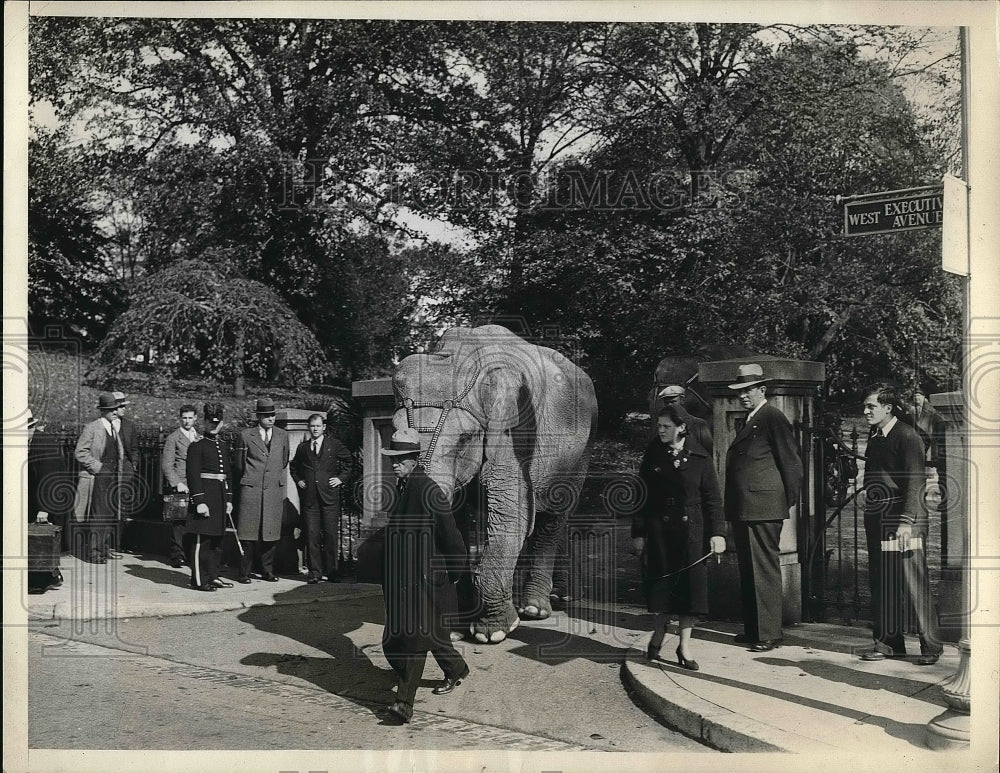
[518,510,566,620]
[470,473,529,644]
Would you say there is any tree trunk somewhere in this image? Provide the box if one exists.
[233,328,246,397]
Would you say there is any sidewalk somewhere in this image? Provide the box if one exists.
[24,552,969,758]
[623,620,966,755]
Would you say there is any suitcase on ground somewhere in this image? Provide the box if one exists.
[28,522,62,571]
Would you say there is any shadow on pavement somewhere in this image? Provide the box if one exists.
[236,583,397,709]
[505,622,627,665]
[124,563,192,588]
[755,655,948,704]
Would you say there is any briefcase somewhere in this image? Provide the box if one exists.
[28,522,62,571]
[162,492,189,522]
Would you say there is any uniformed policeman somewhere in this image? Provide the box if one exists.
[184,403,234,591]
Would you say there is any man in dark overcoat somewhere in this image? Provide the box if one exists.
[290,413,355,583]
[724,364,802,651]
[73,392,126,563]
[110,391,140,555]
[860,384,943,665]
[381,428,469,723]
[185,403,234,591]
[235,397,289,582]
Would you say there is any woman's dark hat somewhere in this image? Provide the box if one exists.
[728,363,768,390]
[204,403,225,422]
[380,428,422,456]
[254,397,276,416]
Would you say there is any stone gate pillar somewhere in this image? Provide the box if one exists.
[351,378,396,581]
[699,357,825,626]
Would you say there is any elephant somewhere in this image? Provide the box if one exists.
[391,324,597,644]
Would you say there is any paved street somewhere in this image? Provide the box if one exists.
[27,578,710,753]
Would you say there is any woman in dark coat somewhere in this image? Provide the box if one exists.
[381,428,469,723]
[633,404,727,670]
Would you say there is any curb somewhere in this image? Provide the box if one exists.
[622,645,833,753]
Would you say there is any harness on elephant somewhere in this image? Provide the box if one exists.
[397,367,484,468]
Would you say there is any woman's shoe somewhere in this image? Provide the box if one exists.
[675,647,700,671]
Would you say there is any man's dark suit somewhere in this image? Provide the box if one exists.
[724,402,802,642]
[863,419,942,656]
[290,434,355,579]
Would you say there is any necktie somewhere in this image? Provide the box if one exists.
[313,440,320,455]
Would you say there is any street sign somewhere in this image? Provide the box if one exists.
[842,188,943,236]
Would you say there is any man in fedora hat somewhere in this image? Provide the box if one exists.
[724,363,802,651]
[73,393,127,563]
[185,403,235,591]
[380,428,469,723]
[234,397,289,582]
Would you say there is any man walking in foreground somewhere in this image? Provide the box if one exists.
[724,364,802,652]
[381,428,469,723]
[860,383,943,665]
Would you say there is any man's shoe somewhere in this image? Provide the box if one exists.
[916,652,942,666]
[261,572,279,582]
[432,668,470,695]
[307,576,320,585]
[191,583,217,592]
[169,558,185,569]
[212,579,234,588]
[750,639,783,652]
[236,577,252,584]
[50,570,63,587]
[860,648,906,661]
[387,700,413,723]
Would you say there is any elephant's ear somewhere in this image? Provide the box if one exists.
[479,364,523,464]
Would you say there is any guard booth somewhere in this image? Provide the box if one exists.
[699,357,825,625]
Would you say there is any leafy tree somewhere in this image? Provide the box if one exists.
[89,257,332,396]
[28,131,120,342]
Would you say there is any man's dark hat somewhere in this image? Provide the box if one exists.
[96,392,118,411]
[204,402,225,422]
[254,397,276,416]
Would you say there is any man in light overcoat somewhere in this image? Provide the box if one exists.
[235,397,289,582]
[73,392,126,563]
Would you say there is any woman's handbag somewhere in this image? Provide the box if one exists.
[162,492,189,522]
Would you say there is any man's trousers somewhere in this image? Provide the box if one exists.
[382,639,467,706]
[732,520,784,642]
[185,532,222,587]
[863,512,943,654]
[302,503,340,578]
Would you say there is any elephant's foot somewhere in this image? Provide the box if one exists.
[470,602,519,644]
[517,578,554,620]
